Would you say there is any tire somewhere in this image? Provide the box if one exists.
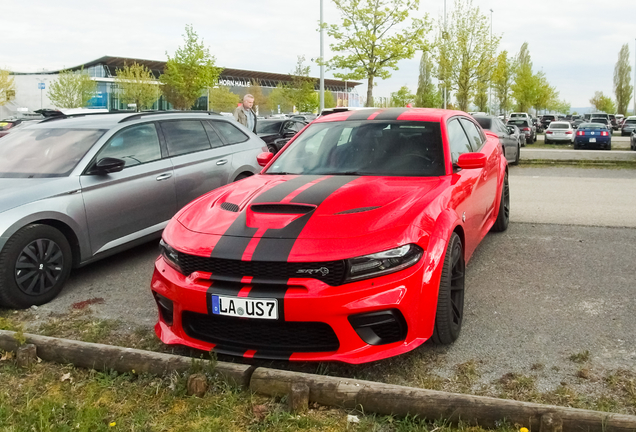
[0,224,72,308]
[431,232,465,345]
[234,172,252,182]
[490,171,510,233]
[267,144,277,154]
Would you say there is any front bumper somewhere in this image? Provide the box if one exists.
[574,137,611,149]
[151,254,438,364]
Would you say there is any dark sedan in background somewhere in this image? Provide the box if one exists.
[256,119,307,153]
[621,117,636,136]
[473,114,520,165]
[573,123,611,150]
[506,118,536,143]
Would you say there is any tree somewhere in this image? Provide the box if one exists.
[114,62,159,112]
[161,25,222,110]
[324,90,337,108]
[283,56,318,112]
[0,69,15,106]
[246,80,268,114]
[510,42,535,112]
[613,44,633,115]
[266,85,293,114]
[433,0,499,111]
[390,86,415,107]
[47,68,97,108]
[208,86,239,113]
[532,71,558,115]
[415,51,441,108]
[491,51,513,114]
[589,91,616,113]
[325,0,430,106]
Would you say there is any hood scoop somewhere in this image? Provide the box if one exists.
[250,204,316,214]
[334,206,380,215]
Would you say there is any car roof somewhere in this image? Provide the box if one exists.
[315,107,468,124]
[23,112,223,130]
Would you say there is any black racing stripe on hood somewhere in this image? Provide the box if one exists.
[246,283,290,321]
[251,176,358,262]
[372,108,409,121]
[209,176,321,260]
[206,280,244,314]
[347,109,380,120]
[252,350,293,361]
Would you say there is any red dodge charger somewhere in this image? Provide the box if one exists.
[151,108,509,364]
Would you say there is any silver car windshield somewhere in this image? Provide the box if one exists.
[0,128,106,178]
[266,120,445,177]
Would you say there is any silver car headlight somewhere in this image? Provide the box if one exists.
[344,244,424,282]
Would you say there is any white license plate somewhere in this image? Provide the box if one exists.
[211,295,278,319]
[589,138,596,143]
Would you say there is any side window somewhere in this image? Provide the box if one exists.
[459,118,484,152]
[202,122,224,148]
[161,120,211,157]
[446,119,472,164]
[97,123,161,167]
[291,121,305,133]
[212,120,249,145]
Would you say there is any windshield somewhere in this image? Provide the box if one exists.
[580,123,606,129]
[266,120,445,177]
[256,120,282,135]
[473,117,492,129]
[624,120,636,125]
[0,128,106,178]
[508,120,528,126]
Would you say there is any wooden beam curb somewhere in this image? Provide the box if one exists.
[250,368,636,432]
[0,330,253,388]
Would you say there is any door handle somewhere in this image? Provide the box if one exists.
[156,173,172,181]
[216,159,228,166]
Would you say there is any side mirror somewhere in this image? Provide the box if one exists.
[257,152,274,167]
[90,157,126,175]
[457,153,487,169]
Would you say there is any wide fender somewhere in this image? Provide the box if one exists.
[416,208,463,338]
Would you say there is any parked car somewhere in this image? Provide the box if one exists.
[571,118,585,129]
[506,118,536,143]
[573,122,612,150]
[152,108,510,364]
[540,115,557,129]
[631,129,636,151]
[0,119,35,139]
[544,121,574,144]
[255,119,307,154]
[608,114,618,131]
[0,112,266,308]
[473,114,521,164]
[589,117,612,131]
[621,116,636,136]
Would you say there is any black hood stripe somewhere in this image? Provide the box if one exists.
[251,176,358,262]
[347,109,380,120]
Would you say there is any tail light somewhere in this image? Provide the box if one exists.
[565,131,572,135]
[546,130,553,134]
[601,131,609,136]
[577,131,585,136]
[522,127,531,131]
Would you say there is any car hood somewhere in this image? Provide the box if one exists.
[178,174,444,240]
[0,177,81,213]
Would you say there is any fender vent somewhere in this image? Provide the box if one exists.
[334,206,380,215]
[220,202,240,212]
[250,204,316,214]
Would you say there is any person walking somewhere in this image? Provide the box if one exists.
[233,94,257,133]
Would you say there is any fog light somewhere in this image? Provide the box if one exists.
[348,309,407,345]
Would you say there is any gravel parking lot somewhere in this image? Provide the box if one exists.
[18,165,636,398]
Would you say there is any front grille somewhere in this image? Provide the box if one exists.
[182,311,340,353]
[178,254,346,286]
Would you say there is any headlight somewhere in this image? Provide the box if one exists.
[345,244,424,282]
[160,239,182,273]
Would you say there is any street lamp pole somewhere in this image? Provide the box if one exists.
[319,0,325,113]
[443,0,447,109]
[489,8,493,115]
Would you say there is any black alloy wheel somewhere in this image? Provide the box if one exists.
[431,232,465,345]
[0,224,72,308]
[490,171,510,232]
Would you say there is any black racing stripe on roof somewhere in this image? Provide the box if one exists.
[251,176,358,262]
[372,108,409,121]
[346,109,381,120]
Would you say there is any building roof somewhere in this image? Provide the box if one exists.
[13,56,361,92]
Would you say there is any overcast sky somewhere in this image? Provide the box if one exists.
[2,0,635,110]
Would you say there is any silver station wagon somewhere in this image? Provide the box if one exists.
[0,112,266,308]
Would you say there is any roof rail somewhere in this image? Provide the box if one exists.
[37,111,134,123]
[118,110,221,123]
